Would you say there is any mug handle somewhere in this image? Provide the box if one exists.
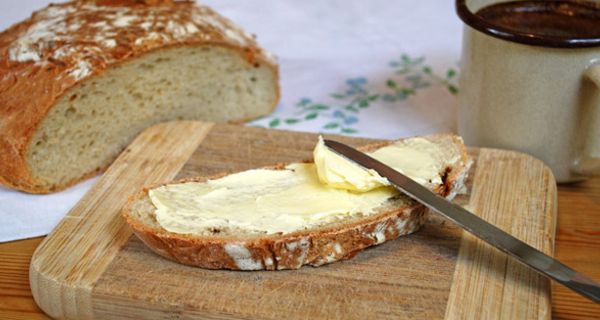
[574,63,600,175]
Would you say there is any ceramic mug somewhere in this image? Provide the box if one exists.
[456,0,600,182]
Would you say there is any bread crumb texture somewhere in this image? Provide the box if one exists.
[27,46,276,188]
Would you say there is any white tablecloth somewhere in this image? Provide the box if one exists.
[0,0,464,242]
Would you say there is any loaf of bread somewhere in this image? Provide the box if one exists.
[122,134,471,270]
[0,0,279,193]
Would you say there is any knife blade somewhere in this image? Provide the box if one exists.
[323,139,600,304]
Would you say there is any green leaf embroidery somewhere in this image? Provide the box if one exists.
[323,122,339,129]
[401,88,415,95]
[311,104,329,110]
[256,53,459,135]
[345,105,359,113]
[341,127,358,134]
[389,54,459,98]
[269,118,280,128]
[305,113,318,120]
[448,85,459,94]
[447,69,456,78]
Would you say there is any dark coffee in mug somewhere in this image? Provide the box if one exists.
[476,1,600,38]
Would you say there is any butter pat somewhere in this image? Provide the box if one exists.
[314,136,389,192]
[149,137,447,235]
[314,136,444,191]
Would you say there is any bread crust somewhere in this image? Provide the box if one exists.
[122,135,472,270]
[0,1,279,193]
[127,197,426,270]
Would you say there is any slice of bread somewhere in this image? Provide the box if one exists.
[122,134,471,270]
[0,1,279,193]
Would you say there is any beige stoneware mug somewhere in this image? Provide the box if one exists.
[456,0,600,182]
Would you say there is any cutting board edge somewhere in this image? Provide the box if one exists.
[444,147,557,320]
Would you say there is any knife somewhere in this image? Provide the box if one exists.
[323,139,600,304]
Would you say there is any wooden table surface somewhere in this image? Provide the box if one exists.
[1,177,599,320]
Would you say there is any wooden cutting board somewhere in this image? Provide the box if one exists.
[29,121,557,319]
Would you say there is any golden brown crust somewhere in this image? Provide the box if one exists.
[91,0,177,6]
[0,1,279,193]
[127,202,426,270]
[121,134,472,270]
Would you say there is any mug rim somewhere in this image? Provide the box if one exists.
[455,0,600,48]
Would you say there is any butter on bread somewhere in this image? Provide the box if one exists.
[314,136,450,192]
[0,0,279,193]
[122,134,471,270]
